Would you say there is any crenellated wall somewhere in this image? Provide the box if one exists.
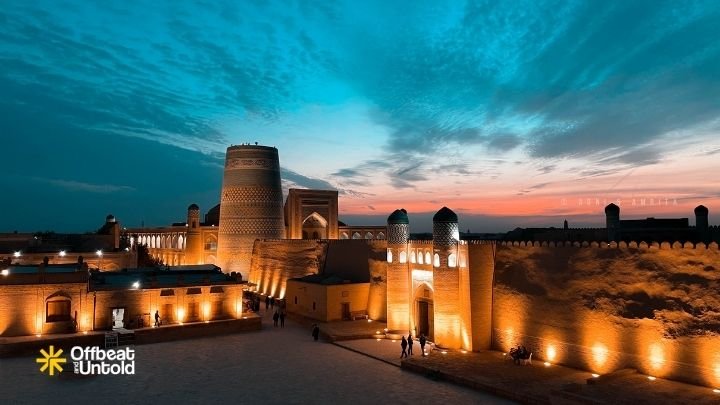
[490,241,720,388]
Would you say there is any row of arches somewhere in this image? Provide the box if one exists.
[387,249,459,268]
[136,233,187,250]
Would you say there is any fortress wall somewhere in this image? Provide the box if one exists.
[490,243,720,387]
[366,240,388,321]
[248,240,328,298]
[468,243,496,350]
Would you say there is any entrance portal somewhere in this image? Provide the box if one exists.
[112,308,125,329]
[415,299,434,340]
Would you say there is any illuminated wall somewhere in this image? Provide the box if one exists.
[248,239,328,299]
[286,280,370,322]
[490,241,720,388]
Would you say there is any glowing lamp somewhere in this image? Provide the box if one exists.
[647,376,656,381]
[546,345,557,362]
[441,351,447,355]
[376,338,381,342]
[1,269,8,276]
[367,319,372,323]
[544,362,551,367]
[13,251,21,258]
[713,388,720,394]
[132,281,140,289]
[461,350,467,354]
[375,331,380,334]
[591,374,600,378]
[96,250,103,257]
[59,251,66,257]
[36,334,41,338]
[83,331,88,335]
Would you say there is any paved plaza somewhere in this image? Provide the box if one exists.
[0,314,512,405]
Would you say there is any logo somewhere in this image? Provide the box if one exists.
[37,345,67,376]
[71,346,136,375]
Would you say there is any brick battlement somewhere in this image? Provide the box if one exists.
[499,240,720,249]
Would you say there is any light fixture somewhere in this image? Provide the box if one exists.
[36,334,41,337]
[441,351,447,355]
[1,269,8,276]
[591,373,600,378]
[59,251,66,257]
[96,250,103,257]
[647,376,656,381]
[132,281,140,289]
[83,331,88,335]
[13,251,21,258]
[544,362,551,367]
[367,319,372,323]
[713,388,720,394]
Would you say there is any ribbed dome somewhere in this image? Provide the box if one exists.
[433,206,458,223]
[387,209,409,224]
[188,203,200,211]
[695,205,708,215]
[604,203,620,214]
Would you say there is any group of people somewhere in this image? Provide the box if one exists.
[272,310,286,327]
[509,345,531,364]
[400,333,427,358]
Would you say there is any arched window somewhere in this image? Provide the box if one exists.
[46,293,72,323]
[425,252,432,265]
[418,251,424,264]
[433,253,440,268]
[341,232,349,240]
[448,253,457,268]
[399,251,407,263]
[376,232,385,240]
[364,232,373,239]
[410,250,416,263]
[387,249,393,263]
[312,231,319,239]
[352,232,361,239]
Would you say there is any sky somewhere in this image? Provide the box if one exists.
[1,0,720,233]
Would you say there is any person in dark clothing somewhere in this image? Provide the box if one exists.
[270,296,275,309]
[400,336,408,358]
[265,295,270,310]
[407,333,414,355]
[279,312,286,328]
[272,311,279,327]
[312,324,320,341]
[154,310,160,327]
[419,334,427,356]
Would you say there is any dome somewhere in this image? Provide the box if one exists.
[105,214,116,223]
[604,203,620,214]
[188,203,200,211]
[387,209,409,224]
[433,206,458,223]
[695,205,709,215]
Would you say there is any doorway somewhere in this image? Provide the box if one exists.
[415,299,434,340]
[111,308,125,329]
[341,303,351,320]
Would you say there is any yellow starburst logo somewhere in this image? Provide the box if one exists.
[36,345,67,376]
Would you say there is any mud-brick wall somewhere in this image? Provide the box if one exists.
[249,240,327,298]
[491,243,720,388]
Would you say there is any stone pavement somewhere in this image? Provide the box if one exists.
[1,314,512,404]
[331,339,720,405]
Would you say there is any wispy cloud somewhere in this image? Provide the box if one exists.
[33,177,136,194]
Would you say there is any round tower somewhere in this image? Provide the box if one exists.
[386,209,410,333]
[216,145,285,278]
[605,203,620,242]
[695,205,709,241]
[432,206,463,349]
[185,204,202,265]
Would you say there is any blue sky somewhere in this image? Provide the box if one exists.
[1,0,720,233]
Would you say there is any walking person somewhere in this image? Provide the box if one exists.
[400,336,408,358]
[154,310,161,327]
[312,324,320,341]
[270,296,275,310]
[419,334,427,356]
[265,295,269,310]
[273,311,279,327]
[407,333,414,355]
[279,311,285,328]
